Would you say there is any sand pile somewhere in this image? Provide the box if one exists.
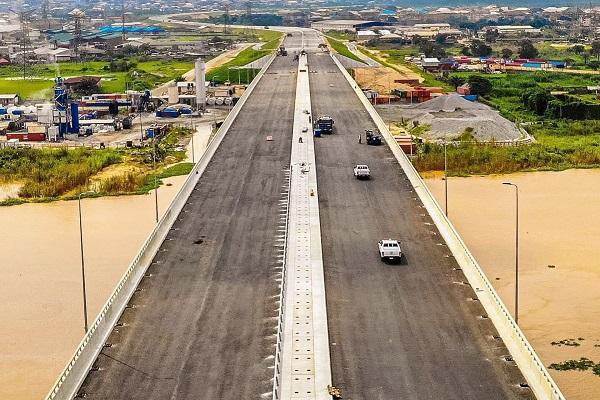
[378,94,523,142]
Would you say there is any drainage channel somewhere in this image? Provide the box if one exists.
[273,51,332,400]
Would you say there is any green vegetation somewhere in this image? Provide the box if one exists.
[0,127,195,205]
[549,358,600,376]
[325,37,364,64]
[205,30,283,84]
[412,70,600,175]
[325,30,354,41]
[0,79,54,100]
[0,59,194,99]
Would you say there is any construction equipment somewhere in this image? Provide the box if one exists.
[365,129,382,145]
[277,46,288,56]
[313,115,334,136]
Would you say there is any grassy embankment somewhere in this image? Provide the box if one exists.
[0,127,194,206]
[0,60,194,100]
[324,37,364,64]
[410,71,600,175]
[206,30,284,84]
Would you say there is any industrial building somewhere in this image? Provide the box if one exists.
[311,19,387,32]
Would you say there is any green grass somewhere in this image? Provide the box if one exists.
[206,47,268,84]
[325,37,364,64]
[325,30,354,41]
[0,59,194,99]
[0,79,54,100]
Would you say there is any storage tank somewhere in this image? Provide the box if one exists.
[215,97,224,106]
[224,97,232,106]
[207,97,215,106]
[195,58,206,111]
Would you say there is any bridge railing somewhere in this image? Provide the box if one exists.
[44,53,277,400]
[331,53,566,400]
[272,165,291,400]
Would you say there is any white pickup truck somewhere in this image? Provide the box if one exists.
[353,164,370,179]
[378,239,402,262]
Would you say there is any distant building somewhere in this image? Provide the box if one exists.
[356,30,379,41]
[0,94,19,106]
[311,19,384,32]
[482,25,542,37]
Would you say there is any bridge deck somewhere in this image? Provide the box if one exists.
[309,52,534,400]
[78,38,300,400]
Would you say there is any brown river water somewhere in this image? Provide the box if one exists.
[425,169,600,400]
[0,125,210,400]
[1,150,598,398]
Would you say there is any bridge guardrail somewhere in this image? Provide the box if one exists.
[331,52,565,400]
[44,53,277,400]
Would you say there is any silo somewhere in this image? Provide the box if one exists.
[195,58,206,111]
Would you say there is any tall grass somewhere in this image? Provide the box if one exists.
[413,141,600,175]
[0,147,122,198]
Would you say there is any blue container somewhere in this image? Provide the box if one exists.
[12,109,23,115]
[462,95,478,102]
[0,108,6,115]
[180,108,192,115]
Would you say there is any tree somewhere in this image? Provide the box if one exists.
[518,39,539,59]
[592,41,600,61]
[448,76,465,89]
[484,29,499,43]
[470,39,492,57]
[419,42,447,59]
[71,77,100,97]
[461,46,472,56]
[467,75,492,96]
[521,88,553,115]
[435,34,448,45]
[571,44,585,55]
[501,48,513,59]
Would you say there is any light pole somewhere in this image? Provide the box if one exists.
[78,190,95,334]
[189,112,195,164]
[153,136,159,223]
[503,182,519,325]
[444,141,448,217]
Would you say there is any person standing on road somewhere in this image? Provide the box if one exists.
[358,133,362,144]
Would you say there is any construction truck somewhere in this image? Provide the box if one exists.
[365,129,382,145]
[277,46,288,56]
[318,43,329,52]
[313,115,334,136]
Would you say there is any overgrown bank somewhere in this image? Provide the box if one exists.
[0,127,194,206]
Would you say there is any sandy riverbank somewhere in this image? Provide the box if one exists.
[425,169,600,400]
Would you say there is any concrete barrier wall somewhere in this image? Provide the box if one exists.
[330,53,565,400]
[44,54,277,400]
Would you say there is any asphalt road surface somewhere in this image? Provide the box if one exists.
[309,52,535,400]
[77,35,301,400]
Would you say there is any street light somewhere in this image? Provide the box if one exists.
[188,112,195,164]
[78,190,95,333]
[503,182,519,325]
[152,136,159,223]
[443,141,448,217]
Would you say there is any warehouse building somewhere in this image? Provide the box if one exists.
[311,19,386,32]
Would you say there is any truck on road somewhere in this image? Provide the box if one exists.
[314,115,334,135]
[365,129,382,145]
[378,239,402,262]
[353,164,370,179]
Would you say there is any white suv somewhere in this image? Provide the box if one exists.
[378,239,402,262]
[353,164,370,179]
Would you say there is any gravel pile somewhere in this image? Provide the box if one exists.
[377,94,523,142]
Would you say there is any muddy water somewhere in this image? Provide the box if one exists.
[0,123,213,400]
[425,169,600,400]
